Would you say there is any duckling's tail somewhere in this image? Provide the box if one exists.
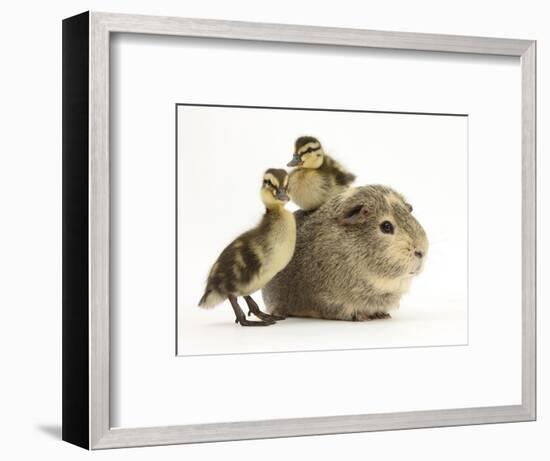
[198,288,225,309]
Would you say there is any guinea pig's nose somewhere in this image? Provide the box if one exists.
[414,250,424,259]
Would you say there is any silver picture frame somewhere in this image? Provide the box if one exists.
[62,11,536,449]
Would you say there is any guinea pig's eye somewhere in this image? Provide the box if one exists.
[380,221,394,234]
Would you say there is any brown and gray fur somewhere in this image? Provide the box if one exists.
[262,185,428,321]
[199,169,296,308]
[288,136,356,211]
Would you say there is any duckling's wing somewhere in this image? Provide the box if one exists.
[324,155,356,186]
[334,169,356,186]
[209,228,267,289]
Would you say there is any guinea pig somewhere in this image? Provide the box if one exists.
[261,185,428,321]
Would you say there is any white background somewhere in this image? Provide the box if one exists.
[0,1,546,460]
[177,106,468,355]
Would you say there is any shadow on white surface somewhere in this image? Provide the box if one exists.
[178,302,467,356]
[36,424,61,440]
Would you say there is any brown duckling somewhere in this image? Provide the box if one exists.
[198,169,296,326]
[287,136,356,211]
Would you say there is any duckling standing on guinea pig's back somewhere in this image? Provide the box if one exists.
[287,136,356,211]
[198,169,296,326]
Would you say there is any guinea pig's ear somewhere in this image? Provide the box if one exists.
[340,204,367,225]
[405,203,413,213]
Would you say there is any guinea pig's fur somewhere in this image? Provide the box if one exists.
[261,185,429,321]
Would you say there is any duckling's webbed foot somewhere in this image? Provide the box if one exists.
[228,295,274,326]
[244,295,286,321]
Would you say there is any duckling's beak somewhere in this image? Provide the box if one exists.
[287,154,303,167]
[276,188,290,202]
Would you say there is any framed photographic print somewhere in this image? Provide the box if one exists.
[62,11,536,449]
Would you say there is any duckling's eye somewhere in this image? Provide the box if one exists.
[380,221,394,234]
[263,180,273,187]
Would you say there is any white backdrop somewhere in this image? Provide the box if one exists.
[0,1,547,460]
[177,105,468,355]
